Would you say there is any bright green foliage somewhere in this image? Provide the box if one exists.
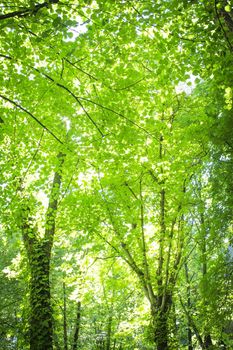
[0,1,233,349]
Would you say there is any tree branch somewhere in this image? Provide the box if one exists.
[179,295,205,349]
[214,0,233,52]
[0,1,59,21]
[0,94,63,144]
[1,53,154,139]
[139,176,155,302]
[78,96,156,139]
[98,177,152,300]
[44,152,65,254]
[30,67,104,137]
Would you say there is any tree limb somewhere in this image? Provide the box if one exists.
[0,94,63,144]
[139,176,155,302]
[0,1,59,21]
[44,152,65,254]
[179,295,205,349]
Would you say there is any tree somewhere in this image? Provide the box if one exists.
[18,151,64,349]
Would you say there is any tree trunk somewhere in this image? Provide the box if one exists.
[187,326,193,350]
[21,152,65,350]
[200,214,213,349]
[29,242,53,350]
[63,282,68,350]
[153,310,169,350]
[204,334,213,349]
[72,301,81,350]
[106,313,113,350]
[185,263,193,350]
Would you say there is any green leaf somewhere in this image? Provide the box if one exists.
[225,5,231,12]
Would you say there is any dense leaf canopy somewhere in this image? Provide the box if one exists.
[0,1,233,350]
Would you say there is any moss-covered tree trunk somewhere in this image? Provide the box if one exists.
[21,152,64,350]
[151,291,172,350]
[153,311,169,350]
[28,242,53,350]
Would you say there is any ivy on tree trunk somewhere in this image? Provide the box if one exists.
[20,152,65,350]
